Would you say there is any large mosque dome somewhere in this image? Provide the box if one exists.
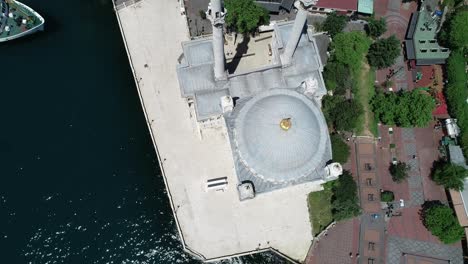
[231,89,330,185]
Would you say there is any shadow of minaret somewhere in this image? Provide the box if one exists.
[226,35,250,74]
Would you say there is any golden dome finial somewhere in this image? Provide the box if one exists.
[280,118,292,131]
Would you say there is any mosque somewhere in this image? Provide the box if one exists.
[176,0,342,200]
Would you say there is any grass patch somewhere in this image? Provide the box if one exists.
[355,61,378,137]
[307,182,334,236]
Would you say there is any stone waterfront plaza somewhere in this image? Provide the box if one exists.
[114,0,341,262]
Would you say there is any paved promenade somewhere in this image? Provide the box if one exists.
[114,0,321,262]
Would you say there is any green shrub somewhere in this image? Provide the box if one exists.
[381,191,394,202]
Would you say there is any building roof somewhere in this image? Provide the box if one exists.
[255,0,295,12]
[406,9,450,63]
[177,21,331,193]
[358,0,374,14]
[233,89,329,184]
[315,0,358,11]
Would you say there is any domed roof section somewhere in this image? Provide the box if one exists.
[233,89,329,183]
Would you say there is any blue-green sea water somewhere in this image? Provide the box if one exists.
[0,1,287,263]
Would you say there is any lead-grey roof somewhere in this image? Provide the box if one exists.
[225,89,331,193]
[176,21,326,105]
[195,89,229,121]
[176,21,331,193]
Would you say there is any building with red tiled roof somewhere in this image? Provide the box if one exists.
[309,0,358,15]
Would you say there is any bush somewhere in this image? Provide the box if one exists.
[421,201,464,244]
[330,134,350,163]
[432,162,468,191]
[323,12,347,37]
[381,191,394,202]
[331,171,361,221]
[390,161,410,183]
[366,17,387,38]
[367,35,400,69]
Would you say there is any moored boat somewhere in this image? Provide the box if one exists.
[0,0,44,42]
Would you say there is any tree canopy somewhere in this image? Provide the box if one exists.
[371,90,435,127]
[331,32,371,67]
[323,12,347,37]
[330,134,350,163]
[329,99,364,131]
[421,201,464,244]
[225,0,269,34]
[389,161,410,183]
[438,9,468,50]
[323,61,354,95]
[367,35,400,69]
[366,17,387,38]
[331,171,361,221]
[432,162,468,191]
[446,50,468,158]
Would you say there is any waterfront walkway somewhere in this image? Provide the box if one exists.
[114,0,321,262]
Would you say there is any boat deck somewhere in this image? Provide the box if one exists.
[0,0,42,38]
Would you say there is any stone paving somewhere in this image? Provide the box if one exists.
[306,219,360,264]
[386,236,463,264]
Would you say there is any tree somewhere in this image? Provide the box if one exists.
[330,99,363,131]
[331,32,371,67]
[225,0,269,34]
[331,171,361,221]
[322,12,347,37]
[432,162,468,191]
[323,61,354,95]
[371,90,435,127]
[438,10,468,50]
[330,134,350,163]
[421,201,464,244]
[366,17,387,38]
[389,161,410,183]
[367,35,400,69]
[322,95,344,126]
[446,51,468,158]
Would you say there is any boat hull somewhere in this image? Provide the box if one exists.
[0,0,45,42]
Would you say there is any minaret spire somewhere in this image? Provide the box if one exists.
[281,0,317,66]
[207,0,227,80]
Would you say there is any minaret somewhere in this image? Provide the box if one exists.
[280,0,317,66]
[207,0,227,80]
